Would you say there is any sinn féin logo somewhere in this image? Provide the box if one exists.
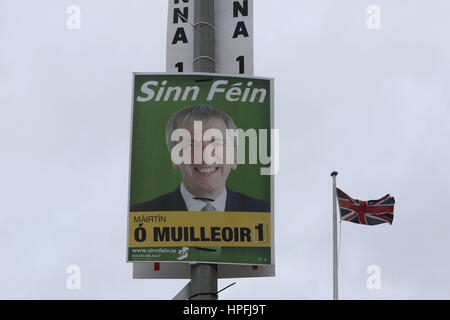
[177,247,189,260]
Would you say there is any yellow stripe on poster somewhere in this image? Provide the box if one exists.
[129,211,271,247]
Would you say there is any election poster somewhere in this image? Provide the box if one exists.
[127,73,274,265]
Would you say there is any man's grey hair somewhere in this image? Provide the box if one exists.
[165,104,237,151]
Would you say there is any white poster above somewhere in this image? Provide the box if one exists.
[166,0,253,75]
[215,0,254,75]
[166,0,194,73]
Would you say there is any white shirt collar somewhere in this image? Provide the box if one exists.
[180,182,227,211]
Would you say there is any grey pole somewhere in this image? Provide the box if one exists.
[190,0,218,300]
[190,263,217,300]
[331,171,339,300]
[193,0,215,72]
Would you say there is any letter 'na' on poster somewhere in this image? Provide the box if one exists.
[166,0,253,75]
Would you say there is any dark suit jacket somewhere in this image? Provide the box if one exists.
[130,187,270,212]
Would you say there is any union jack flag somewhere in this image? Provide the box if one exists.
[337,188,395,225]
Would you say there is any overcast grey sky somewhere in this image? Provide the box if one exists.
[0,0,449,299]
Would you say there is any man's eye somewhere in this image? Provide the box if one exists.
[180,142,193,149]
[212,141,225,147]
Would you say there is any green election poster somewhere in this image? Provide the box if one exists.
[127,73,274,266]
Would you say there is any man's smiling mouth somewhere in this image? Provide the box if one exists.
[195,167,219,173]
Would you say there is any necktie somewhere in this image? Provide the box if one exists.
[201,203,216,211]
[198,202,218,252]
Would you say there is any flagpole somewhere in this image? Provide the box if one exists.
[331,171,339,300]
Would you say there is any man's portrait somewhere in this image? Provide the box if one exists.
[131,104,270,213]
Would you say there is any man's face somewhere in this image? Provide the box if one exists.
[172,117,237,198]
